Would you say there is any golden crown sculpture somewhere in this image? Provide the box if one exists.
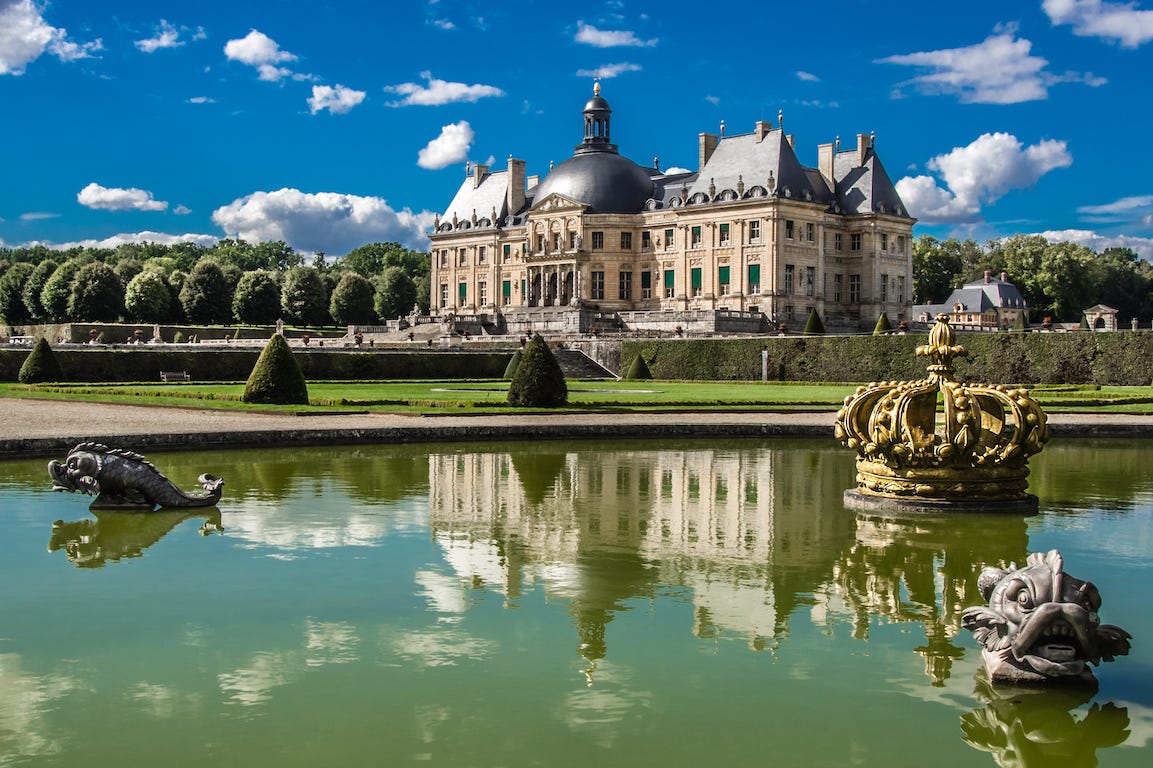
[835,314,1049,504]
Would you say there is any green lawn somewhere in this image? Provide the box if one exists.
[3,380,1152,414]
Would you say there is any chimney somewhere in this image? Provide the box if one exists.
[984,270,992,284]
[856,133,870,166]
[473,163,489,189]
[817,142,835,189]
[754,120,771,142]
[1000,271,1008,283]
[526,174,540,189]
[507,157,526,215]
[699,132,719,171]
[786,134,795,150]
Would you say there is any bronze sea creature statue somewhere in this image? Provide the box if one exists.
[48,442,223,510]
[962,550,1131,684]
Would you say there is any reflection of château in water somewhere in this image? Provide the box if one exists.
[428,442,1025,682]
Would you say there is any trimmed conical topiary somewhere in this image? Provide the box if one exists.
[873,312,892,336]
[1079,313,1090,331]
[507,334,567,407]
[243,333,309,405]
[803,308,826,335]
[502,349,522,380]
[18,337,63,383]
[1012,312,1028,332]
[623,353,653,380]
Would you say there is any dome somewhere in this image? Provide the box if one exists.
[533,151,655,214]
[584,94,610,112]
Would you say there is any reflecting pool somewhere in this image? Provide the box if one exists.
[1,438,1150,767]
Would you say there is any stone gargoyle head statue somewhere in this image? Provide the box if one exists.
[962,550,1131,683]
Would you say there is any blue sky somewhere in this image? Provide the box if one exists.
[2,0,1153,257]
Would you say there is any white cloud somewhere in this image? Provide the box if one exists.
[29,231,219,250]
[1044,0,1153,47]
[431,18,455,30]
[78,182,168,212]
[1036,229,1153,259]
[878,26,1105,103]
[417,121,474,170]
[704,95,720,105]
[663,166,692,175]
[0,0,102,74]
[385,71,504,106]
[187,96,215,104]
[20,211,59,221]
[174,204,192,215]
[223,29,302,81]
[574,21,657,48]
[1077,194,1153,216]
[796,70,820,82]
[895,132,1072,223]
[576,62,641,78]
[135,19,183,53]
[308,84,366,114]
[211,188,436,253]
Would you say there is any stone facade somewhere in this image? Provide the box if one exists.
[430,85,915,334]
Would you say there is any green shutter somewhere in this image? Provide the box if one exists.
[502,280,511,297]
[521,279,526,298]
[691,268,702,288]
[641,271,652,289]
[664,269,675,288]
[718,266,730,284]
[748,264,760,284]
[459,282,467,300]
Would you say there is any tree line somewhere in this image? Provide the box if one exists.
[914,234,1153,323]
[0,239,431,328]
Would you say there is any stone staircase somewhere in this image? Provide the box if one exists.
[555,349,616,379]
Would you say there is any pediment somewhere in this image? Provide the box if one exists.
[529,193,588,214]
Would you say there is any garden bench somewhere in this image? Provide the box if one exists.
[160,371,191,383]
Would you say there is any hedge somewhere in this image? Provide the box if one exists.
[621,331,1153,385]
[0,348,510,383]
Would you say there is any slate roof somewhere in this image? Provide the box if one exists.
[833,148,907,216]
[689,130,828,204]
[441,169,513,228]
[913,275,1029,319]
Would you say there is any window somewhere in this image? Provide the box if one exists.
[897,235,906,254]
[881,233,889,251]
[749,220,761,242]
[834,233,843,252]
[850,233,862,251]
[440,283,449,308]
[805,266,815,297]
[718,266,731,295]
[458,248,467,265]
[719,223,730,244]
[897,275,905,303]
[619,271,632,300]
[691,226,702,247]
[621,232,633,250]
[458,282,467,303]
[642,230,652,249]
[479,281,487,306]
[502,280,511,306]
[592,231,604,249]
[641,270,652,299]
[748,264,761,293]
[806,222,815,242]
[502,244,510,261]
[590,271,605,300]
[880,274,888,302]
[664,228,674,249]
[569,231,577,249]
[553,233,562,251]
[849,274,861,304]
[786,304,795,321]
[784,264,795,295]
[536,235,545,251]
[691,267,702,297]
[834,274,842,303]
[439,250,448,267]
[785,220,795,239]
[478,246,486,264]
[664,269,675,298]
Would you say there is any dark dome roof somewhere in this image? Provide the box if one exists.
[584,95,610,112]
[533,151,654,214]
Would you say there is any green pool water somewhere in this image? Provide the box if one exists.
[1,438,1150,767]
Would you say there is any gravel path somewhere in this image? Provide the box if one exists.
[1,397,1149,458]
